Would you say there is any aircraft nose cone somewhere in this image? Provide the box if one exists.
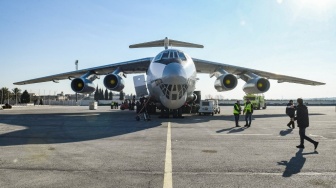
[160,63,188,109]
[162,63,187,84]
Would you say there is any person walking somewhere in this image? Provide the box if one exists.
[286,100,296,129]
[294,98,319,151]
[233,100,242,127]
[243,98,254,127]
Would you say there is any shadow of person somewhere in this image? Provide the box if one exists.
[216,127,235,133]
[277,149,306,177]
[303,151,319,155]
[279,129,293,136]
[228,127,245,133]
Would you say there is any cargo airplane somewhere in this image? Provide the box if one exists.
[14,37,325,109]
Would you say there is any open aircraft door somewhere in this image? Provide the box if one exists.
[133,75,148,97]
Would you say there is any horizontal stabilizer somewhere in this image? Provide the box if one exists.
[129,37,204,49]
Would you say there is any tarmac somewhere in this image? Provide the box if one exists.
[0,105,335,188]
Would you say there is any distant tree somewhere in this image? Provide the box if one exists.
[0,87,10,104]
[109,91,113,100]
[104,89,108,100]
[99,89,104,100]
[119,91,124,100]
[21,90,30,103]
[205,94,213,99]
[94,85,99,101]
[12,88,21,103]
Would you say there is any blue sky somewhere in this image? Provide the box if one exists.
[1,0,335,99]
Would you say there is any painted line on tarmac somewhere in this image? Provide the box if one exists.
[176,171,336,176]
[309,134,328,139]
[163,122,172,188]
[211,134,273,136]
[312,121,335,123]
[62,114,100,116]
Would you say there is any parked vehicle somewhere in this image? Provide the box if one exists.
[198,99,220,116]
[243,94,267,110]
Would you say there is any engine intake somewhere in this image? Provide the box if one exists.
[186,93,198,103]
[71,78,96,93]
[103,74,125,91]
[243,78,270,94]
[214,74,238,92]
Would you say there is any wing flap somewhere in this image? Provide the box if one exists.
[193,58,325,86]
[14,58,152,85]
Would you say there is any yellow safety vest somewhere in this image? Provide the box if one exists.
[244,103,252,113]
[233,104,240,114]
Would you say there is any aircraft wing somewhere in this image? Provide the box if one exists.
[14,57,153,85]
[193,58,325,86]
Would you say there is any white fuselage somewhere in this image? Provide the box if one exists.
[146,49,197,109]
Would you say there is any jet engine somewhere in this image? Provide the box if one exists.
[103,74,125,91]
[186,93,198,103]
[71,71,98,94]
[243,77,270,94]
[71,78,96,93]
[214,73,238,92]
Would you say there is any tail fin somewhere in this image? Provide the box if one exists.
[129,37,204,49]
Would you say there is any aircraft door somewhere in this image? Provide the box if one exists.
[133,75,149,97]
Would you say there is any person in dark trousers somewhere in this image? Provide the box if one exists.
[294,98,319,151]
[243,99,254,127]
[233,100,242,127]
[286,100,296,129]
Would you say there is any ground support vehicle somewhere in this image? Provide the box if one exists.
[198,99,220,116]
[243,94,267,110]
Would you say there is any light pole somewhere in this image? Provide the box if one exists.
[75,60,78,104]
[1,88,3,104]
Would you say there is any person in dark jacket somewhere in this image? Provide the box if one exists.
[294,98,319,151]
[233,100,242,127]
[286,100,296,129]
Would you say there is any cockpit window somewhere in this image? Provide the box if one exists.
[154,50,187,63]
[178,52,187,61]
[161,51,169,59]
[154,52,163,61]
[169,51,178,58]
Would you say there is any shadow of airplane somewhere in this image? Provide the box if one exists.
[0,111,165,147]
[0,108,325,147]
[277,149,318,177]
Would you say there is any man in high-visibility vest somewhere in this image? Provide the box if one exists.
[243,99,254,127]
[233,100,242,127]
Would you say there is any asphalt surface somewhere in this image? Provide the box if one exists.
[0,105,335,188]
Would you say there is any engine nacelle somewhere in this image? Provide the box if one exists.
[71,78,96,93]
[214,74,238,92]
[186,93,197,103]
[103,74,125,91]
[243,78,270,94]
